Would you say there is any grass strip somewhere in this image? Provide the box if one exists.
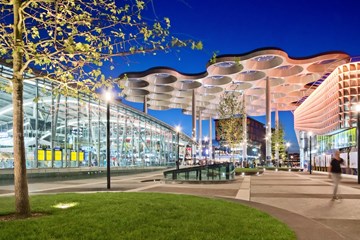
[0,192,295,240]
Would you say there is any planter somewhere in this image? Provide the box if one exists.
[235,168,264,176]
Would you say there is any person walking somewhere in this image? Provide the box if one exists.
[329,150,344,200]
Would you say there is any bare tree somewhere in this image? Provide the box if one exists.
[217,92,245,163]
[0,0,201,217]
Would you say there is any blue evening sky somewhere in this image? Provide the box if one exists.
[111,0,360,153]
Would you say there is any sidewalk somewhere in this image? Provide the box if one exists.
[1,170,360,239]
[244,171,360,240]
[136,170,360,240]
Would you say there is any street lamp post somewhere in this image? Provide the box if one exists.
[309,132,313,174]
[356,104,360,184]
[105,91,112,189]
[286,142,291,168]
[192,137,197,165]
[265,135,270,166]
[275,143,280,168]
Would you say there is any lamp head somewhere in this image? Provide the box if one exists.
[175,125,181,133]
[105,90,112,102]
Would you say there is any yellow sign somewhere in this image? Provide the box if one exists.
[70,151,84,161]
[71,151,77,161]
[37,150,45,161]
[79,152,84,161]
[46,150,52,161]
[55,150,62,161]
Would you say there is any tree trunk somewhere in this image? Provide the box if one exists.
[13,0,31,217]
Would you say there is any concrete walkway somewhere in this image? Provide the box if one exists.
[136,171,360,240]
[238,171,360,240]
[1,170,360,240]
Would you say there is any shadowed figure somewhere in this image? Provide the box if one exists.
[329,150,344,200]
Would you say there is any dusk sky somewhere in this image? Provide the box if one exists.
[112,0,360,153]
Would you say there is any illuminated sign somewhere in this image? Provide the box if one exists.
[38,150,45,161]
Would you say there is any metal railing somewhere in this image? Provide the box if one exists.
[163,162,235,182]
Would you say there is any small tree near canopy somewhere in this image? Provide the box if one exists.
[272,126,286,164]
[0,0,202,217]
[217,92,245,162]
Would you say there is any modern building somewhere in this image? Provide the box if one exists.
[288,153,300,167]
[294,59,360,173]
[214,117,265,161]
[0,64,194,169]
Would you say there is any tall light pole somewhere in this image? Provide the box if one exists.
[264,136,269,167]
[286,142,291,168]
[192,136,196,165]
[175,126,181,170]
[356,104,360,184]
[275,143,279,168]
[105,90,112,189]
[309,132,313,174]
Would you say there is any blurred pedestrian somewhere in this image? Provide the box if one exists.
[329,150,344,200]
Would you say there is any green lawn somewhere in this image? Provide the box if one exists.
[0,193,295,240]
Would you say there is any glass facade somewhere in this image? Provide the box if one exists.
[316,128,356,152]
[300,128,357,174]
[0,65,192,169]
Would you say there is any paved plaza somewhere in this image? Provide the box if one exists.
[1,170,360,240]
